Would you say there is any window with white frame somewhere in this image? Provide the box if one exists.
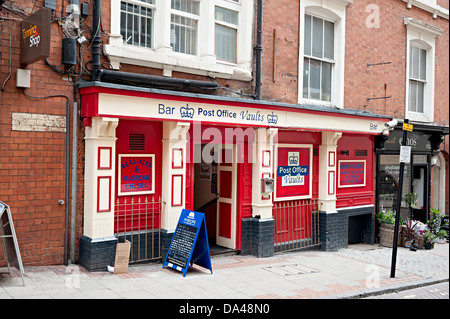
[404,18,443,123]
[120,0,155,48]
[298,0,351,109]
[215,6,238,63]
[303,14,334,102]
[106,0,254,81]
[408,45,427,113]
[170,0,199,55]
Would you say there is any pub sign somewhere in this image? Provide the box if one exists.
[118,154,155,196]
[274,144,312,200]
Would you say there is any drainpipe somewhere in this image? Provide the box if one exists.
[97,69,219,90]
[254,0,263,100]
[92,0,101,81]
[64,99,70,265]
[70,88,78,264]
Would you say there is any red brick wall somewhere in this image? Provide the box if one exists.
[0,1,84,266]
[260,0,300,103]
[344,0,449,126]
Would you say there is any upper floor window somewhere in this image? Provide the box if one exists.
[106,0,253,81]
[303,14,334,102]
[120,0,155,48]
[215,6,239,63]
[404,17,443,123]
[408,46,427,113]
[298,0,351,109]
[170,0,200,55]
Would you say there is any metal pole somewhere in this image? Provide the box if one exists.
[254,0,263,100]
[390,119,409,278]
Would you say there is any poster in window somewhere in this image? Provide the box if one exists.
[338,160,366,188]
[274,144,312,201]
[118,154,155,196]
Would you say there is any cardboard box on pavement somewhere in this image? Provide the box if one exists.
[113,240,131,274]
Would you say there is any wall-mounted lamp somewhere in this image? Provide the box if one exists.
[340,150,349,155]
[431,156,438,166]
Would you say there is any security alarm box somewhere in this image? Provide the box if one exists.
[261,178,274,194]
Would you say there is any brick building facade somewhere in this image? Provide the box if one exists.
[1,0,448,269]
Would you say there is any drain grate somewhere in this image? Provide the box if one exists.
[263,264,320,276]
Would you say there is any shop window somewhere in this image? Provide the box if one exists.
[378,155,412,219]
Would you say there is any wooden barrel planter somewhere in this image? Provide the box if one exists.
[379,223,402,247]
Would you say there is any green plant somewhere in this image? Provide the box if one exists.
[377,210,396,225]
[423,230,436,243]
[437,229,447,239]
[402,218,418,241]
[428,208,444,234]
[404,192,418,208]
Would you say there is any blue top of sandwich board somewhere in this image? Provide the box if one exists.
[163,209,212,277]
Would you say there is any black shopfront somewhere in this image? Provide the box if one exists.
[375,122,448,228]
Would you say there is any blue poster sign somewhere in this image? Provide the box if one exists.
[163,209,213,277]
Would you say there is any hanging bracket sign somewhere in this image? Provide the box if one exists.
[163,209,212,277]
[20,8,51,65]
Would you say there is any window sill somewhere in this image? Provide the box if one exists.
[103,43,253,82]
[299,97,339,109]
[402,0,449,19]
[406,111,432,123]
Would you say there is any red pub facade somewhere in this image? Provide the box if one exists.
[78,81,390,270]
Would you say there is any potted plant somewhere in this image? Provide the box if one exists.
[404,192,418,219]
[423,230,436,249]
[428,208,444,234]
[377,210,402,247]
[435,230,447,244]
[402,218,418,248]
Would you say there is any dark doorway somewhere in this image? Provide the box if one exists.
[348,215,370,244]
[412,163,429,223]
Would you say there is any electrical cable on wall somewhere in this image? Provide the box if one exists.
[21,87,69,103]
[1,18,12,92]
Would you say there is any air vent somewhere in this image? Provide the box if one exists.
[129,133,145,151]
[355,150,367,157]
[313,148,319,156]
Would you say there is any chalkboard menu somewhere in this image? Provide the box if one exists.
[166,223,197,269]
[163,209,212,277]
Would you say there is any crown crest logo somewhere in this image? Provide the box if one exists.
[267,112,278,124]
[289,155,299,165]
[180,105,194,119]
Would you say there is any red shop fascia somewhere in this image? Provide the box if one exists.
[78,81,391,258]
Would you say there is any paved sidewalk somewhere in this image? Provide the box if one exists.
[1,243,448,300]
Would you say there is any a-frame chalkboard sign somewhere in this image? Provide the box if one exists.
[163,209,212,277]
[0,201,25,285]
